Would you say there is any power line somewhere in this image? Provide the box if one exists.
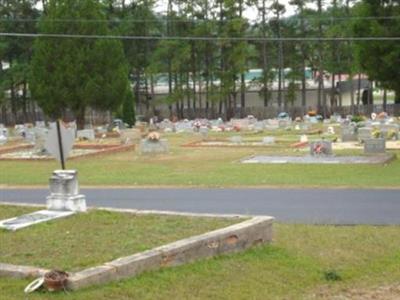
[1,32,399,41]
[0,15,399,24]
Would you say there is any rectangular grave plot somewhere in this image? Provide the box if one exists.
[364,138,386,154]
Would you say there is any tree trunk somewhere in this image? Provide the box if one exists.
[150,74,155,115]
[338,73,342,109]
[76,107,86,130]
[135,69,141,114]
[167,0,173,116]
[186,73,191,111]
[317,0,324,115]
[331,73,336,113]
[394,89,400,116]
[356,73,361,110]
[261,0,269,107]
[382,88,387,112]
[144,76,150,112]
[350,74,355,114]
[22,79,28,123]
[301,44,307,113]
[240,73,245,117]
[191,43,197,114]
[395,89,400,104]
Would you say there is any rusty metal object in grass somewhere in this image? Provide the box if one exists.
[44,270,69,292]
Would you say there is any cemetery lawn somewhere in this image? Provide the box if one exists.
[0,205,239,271]
[1,217,399,299]
[1,133,400,188]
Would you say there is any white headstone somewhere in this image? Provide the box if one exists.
[45,122,75,162]
[300,135,308,143]
[262,136,275,145]
[77,129,95,141]
[0,133,7,145]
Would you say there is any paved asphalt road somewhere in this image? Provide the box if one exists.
[0,188,399,225]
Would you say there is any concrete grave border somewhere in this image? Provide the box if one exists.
[0,203,274,291]
[240,153,396,165]
[182,139,282,148]
[0,144,134,161]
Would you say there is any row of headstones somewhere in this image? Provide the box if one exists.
[341,124,399,142]
[228,135,386,155]
[310,139,386,155]
[0,121,143,144]
[158,117,312,133]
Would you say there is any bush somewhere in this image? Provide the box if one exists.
[122,91,136,127]
[351,115,365,123]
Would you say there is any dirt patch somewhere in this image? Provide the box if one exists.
[311,283,400,300]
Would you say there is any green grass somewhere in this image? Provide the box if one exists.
[1,133,399,188]
[0,206,238,271]
[0,222,399,299]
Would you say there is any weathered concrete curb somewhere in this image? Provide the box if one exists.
[0,263,49,279]
[0,144,134,161]
[0,202,250,219]
[67,216,273,290]
[96,206,249,219]
[0,204,274,290]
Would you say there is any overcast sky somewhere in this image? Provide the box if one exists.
[35,0,319,21]
[153,0,302,20]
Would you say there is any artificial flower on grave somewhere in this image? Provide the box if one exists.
[147,131,160,142]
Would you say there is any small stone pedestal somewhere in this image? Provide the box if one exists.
[46,170,86,212]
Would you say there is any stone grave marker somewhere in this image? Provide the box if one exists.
[45,122,75,163]
[0,132,7,145]
[175,120,193,133]
[46,170,87,212]
[24,129,36,144]
[35,121,46,128]
[364,138,385,154]
[310,141,333,156]
[358,127,372,142]
[77,129,95,141]
[120,128,141,144]
[300,123,310,131]
[159,119,174,132]
[140,134,169,154]
[278,119,291,128]
[33,127,49,155]
[0,210,74,231]
[341,125,358,142]
[265,119,280,130]
[253,121,265,132]
[380,124,399,140]
[199,127,209,139]
[262,136,275,145]
[0,124,8,137]
[229,136,242,144]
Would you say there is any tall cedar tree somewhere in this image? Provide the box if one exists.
[30,0,132,128]
[353,0,400,104]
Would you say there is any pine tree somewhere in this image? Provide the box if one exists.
[122,89,135,127]
[30,0,131,129]
[353,0,400,105]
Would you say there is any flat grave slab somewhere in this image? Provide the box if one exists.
[241,154,395,164]
[0,210,74,231]
[0,144,133,160]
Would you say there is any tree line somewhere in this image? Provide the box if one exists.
[0,0,399,128]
